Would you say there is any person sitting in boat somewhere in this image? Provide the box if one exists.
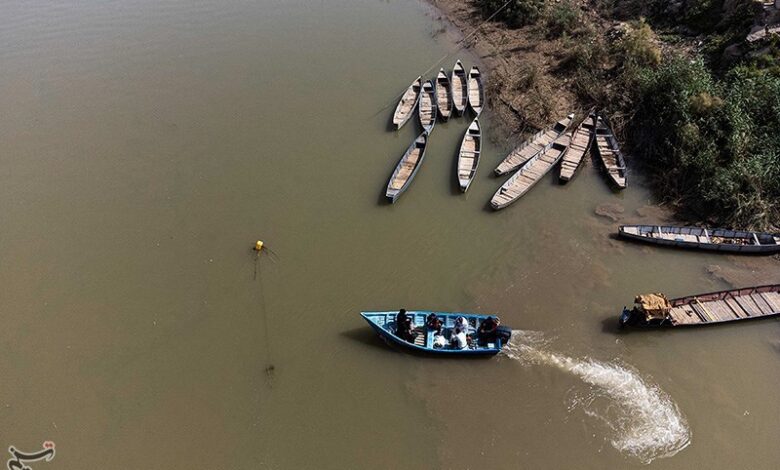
[477,316,500,344]
[396,309,416,342]
[454,316,469,333]
[426,313,442,334]
[450,326,468,350]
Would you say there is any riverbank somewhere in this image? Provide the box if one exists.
[428,0,780,231]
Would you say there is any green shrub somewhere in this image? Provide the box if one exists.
[545,2,580,38]
[477,0,546,28]
[619,20,662,67]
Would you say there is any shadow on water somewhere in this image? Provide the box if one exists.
[600,315,626,334]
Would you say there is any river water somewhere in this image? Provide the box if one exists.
[1,0,778,468]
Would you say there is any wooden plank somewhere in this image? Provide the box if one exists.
[750,294,774,315]
[734,295,759,317]
[760,292,780,312]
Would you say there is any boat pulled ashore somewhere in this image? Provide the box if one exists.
[435,68,453,121]
[360,310,512,356]
[451,60,468,116]
[559,115,594,183]
[593,114,627,188]
[619,285,780,327]
[618,225,780,254]
[494,114,573,176]
[467,66,484,116]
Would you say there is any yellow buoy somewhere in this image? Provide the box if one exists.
[254,240,264,252]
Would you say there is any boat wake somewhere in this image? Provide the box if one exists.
[503,330,691,464]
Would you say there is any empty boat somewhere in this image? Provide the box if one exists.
[490,135,571,210]
[392,76,422,130]
[457,118,481,192]
[435,69,453,121]
[620,285,780,327]
[360,310,512,356]
[559,115,594,183]
[618,225,780,254]
[451,60,468,116]
[593,115,627,188]
[467,66,484,116]
[419,80,437,133]
[386,132,428,202]
[494,114,573,175]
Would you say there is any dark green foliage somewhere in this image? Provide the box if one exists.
[545,2,580,38]
[477,0,546,28]
[628,58,780,228]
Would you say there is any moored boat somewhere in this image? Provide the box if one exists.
[457,118,481,192]
[392,76,422,130]
[419,80,437,133]
[360,310,512,356]
[467,66,484,116]
[593,114,627,188]
[386,132,428,202]
[451,60,468,116]
[619,284,780,327]
[435,68,453,122]
[494,114,573,176]
[559,115,594,183]
[618,225,780,254]
[490,135,571,210]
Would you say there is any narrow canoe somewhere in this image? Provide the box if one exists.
[593,114,627,188]
[494,114,573,176]
[619,284,780,327]
[392,76,422,130]
[490,134,571,210]
[618,225,780,254]
[451,60,468,116]
[435,68,453,122]
[419,80,437,133]
[386,132,428,203]
[360,311,512,356]
[467,66,484,116]
[457,118,481,192]
[559,115,594,183]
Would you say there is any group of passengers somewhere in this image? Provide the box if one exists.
[395,309,500,350]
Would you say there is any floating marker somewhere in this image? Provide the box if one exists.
[254,240,264,252]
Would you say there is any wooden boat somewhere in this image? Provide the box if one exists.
[467,66,484,116]
[392,76,422,130]
[435,68,452,122]
[386,132,428,203]
[618,225,780,254]
[457,118,481,192]
[494,114,573,176]
[619,285,780,327]
[451,60,468,116]
[490,134,571,210]
[360,310,512,356]
[418,80,437,133]
[559,115,594,183]
[593,114,627,188]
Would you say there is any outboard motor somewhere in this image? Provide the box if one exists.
[496,325,512,344]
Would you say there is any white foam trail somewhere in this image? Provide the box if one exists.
[504,331,691,464]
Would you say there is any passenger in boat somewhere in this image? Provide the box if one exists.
[450,326,468,350]
[426,313,442,334]
[454,316,469,333]
[396,309,416,342]
[477,316,500,345]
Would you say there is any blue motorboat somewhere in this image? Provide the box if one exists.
[360,310,512,356]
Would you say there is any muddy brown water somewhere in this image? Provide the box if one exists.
[1,1,778,468]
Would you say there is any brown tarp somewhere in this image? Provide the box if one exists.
[634,293,671,320]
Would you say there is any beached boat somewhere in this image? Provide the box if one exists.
[360,310,512,356]
[435,68,452,122]
[419,80,437,133]
[618,225,780,254]
[559,115,594,183]
[392,76,422,130]
[386,132,428,202]
[494,114,573,176]
[619,285,780,327]
[457,118,481,192]
[490,134,571,210]
[593,115,627,188]
[451,60,468,116]
[467,66,484,116]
